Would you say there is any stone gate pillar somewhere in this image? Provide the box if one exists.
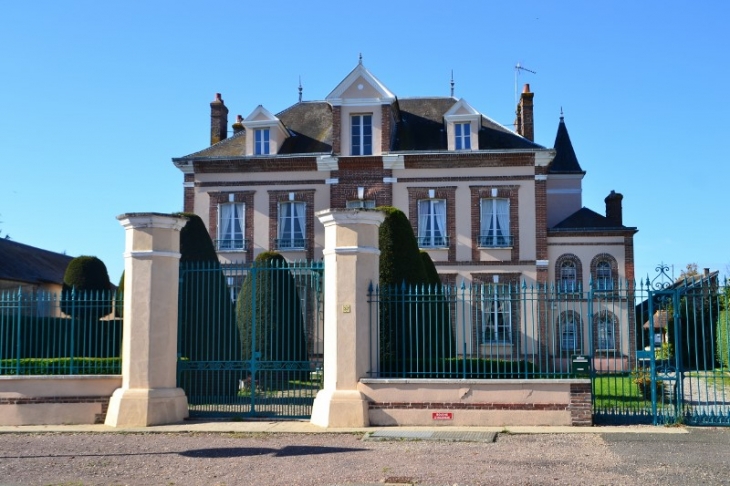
[105,213,189,427]
[310,209,384,428]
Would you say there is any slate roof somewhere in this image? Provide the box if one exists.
[549,116,584,174]
[550,207,628,230]
[0,238,73,285]
[177,97,543,159]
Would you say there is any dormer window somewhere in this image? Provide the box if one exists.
[351,114,372,155]
[455,122,471,150]
[255,128,270,155]
[444,99,481,151]
[242,105,289,156]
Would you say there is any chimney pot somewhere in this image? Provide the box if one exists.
[605,190,624,226]
[523,83,531,93]
[210,93,229,145]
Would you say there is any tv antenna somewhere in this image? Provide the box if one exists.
[514,62,536,105]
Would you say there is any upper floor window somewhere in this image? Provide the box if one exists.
[255,128,270,155]
[479,198,511,247]
[351,114,372,155]
[455,122,471,150]
[595,261,613,291]
[217,203,245,251]
[418,199,448,248]
[560,261,578,292]
[277,201,306,250]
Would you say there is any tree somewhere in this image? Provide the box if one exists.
[678,263,700,282]
[377,207,435,375]
[236,251,308,386]
[175,213,241,400]
[420,251,456,366]
[60,256,112,320]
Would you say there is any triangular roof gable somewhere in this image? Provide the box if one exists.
[443,98,480,117]
[244,105,279,123]
[326,63,396,105]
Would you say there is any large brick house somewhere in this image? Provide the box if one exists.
[173,61,637,366]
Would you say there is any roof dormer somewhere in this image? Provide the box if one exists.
[326,62,397,156]
[241,105,289,156]
[443,99,481,151]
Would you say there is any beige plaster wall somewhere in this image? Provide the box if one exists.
[359,379,581,426]
[0,376,121,426]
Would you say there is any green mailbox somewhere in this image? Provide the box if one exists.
[571,355,591,375]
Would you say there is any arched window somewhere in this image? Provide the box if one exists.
[555,254,583,293]
[595,311,617,351]
[559,312,582,352]
[590,254,618,291]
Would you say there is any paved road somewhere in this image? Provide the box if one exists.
[0,426,728,485]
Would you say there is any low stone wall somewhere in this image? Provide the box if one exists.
[359,379,592,427]
[0,376,121,425]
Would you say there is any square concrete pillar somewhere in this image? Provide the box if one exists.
[105,213,189,427]
[310,209,384,428]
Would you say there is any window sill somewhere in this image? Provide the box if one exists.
[477,246,513,250]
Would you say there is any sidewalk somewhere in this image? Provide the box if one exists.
[0,419,689,436]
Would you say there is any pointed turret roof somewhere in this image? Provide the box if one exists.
[549,115,585,174]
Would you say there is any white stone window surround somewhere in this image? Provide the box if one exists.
[217,201,245,251]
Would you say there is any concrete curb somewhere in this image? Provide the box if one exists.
[0,420,689,435]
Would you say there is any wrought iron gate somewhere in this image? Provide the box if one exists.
[177,259,324,419]
[594,264,730,426]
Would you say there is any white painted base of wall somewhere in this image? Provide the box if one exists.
[310,389,369,428]
[104,387,189,427]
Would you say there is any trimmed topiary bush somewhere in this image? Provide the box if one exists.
[420,251,456,362]
[60,256,112,321]
[175,213,241,401]
[236,252,308,387]
[377,207,429,371]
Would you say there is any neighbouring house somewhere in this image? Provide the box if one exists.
[0,238,73,295]
[172,61,638,369]
[0,238,73,317]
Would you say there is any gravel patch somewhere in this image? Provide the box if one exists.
[0,430,726,485]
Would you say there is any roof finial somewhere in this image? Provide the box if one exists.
[560,106,564,121]
[298,76,303,103]
[358,53,363,65]
[450,70,455,97]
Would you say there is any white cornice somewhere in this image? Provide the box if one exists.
[173,160,194,174]
[326,63,396,105]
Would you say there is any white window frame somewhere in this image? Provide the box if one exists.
[596,315,616,351]
[561,317,579,352]
[217,202,245,251]
[255,128,270,155]
[346,199,376,209]
[480,284,512,343]
[417,199,448,248]
[595,261,613,291]
[479,198,510,247]
[277,201,306,250]
[560,261,577,292]
[351,114,373,156]
[455,122,471,150]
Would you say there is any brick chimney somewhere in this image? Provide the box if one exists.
[210,93,229,145]
[514,84,534,141]
[605,190,623,226]
[232,114,244,135]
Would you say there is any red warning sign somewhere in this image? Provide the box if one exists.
[432,412,453,420]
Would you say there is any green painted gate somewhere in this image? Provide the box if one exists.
[594,264,730,426]
[176,259,324,419]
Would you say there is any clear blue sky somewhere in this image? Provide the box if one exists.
[1,1,728,284]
